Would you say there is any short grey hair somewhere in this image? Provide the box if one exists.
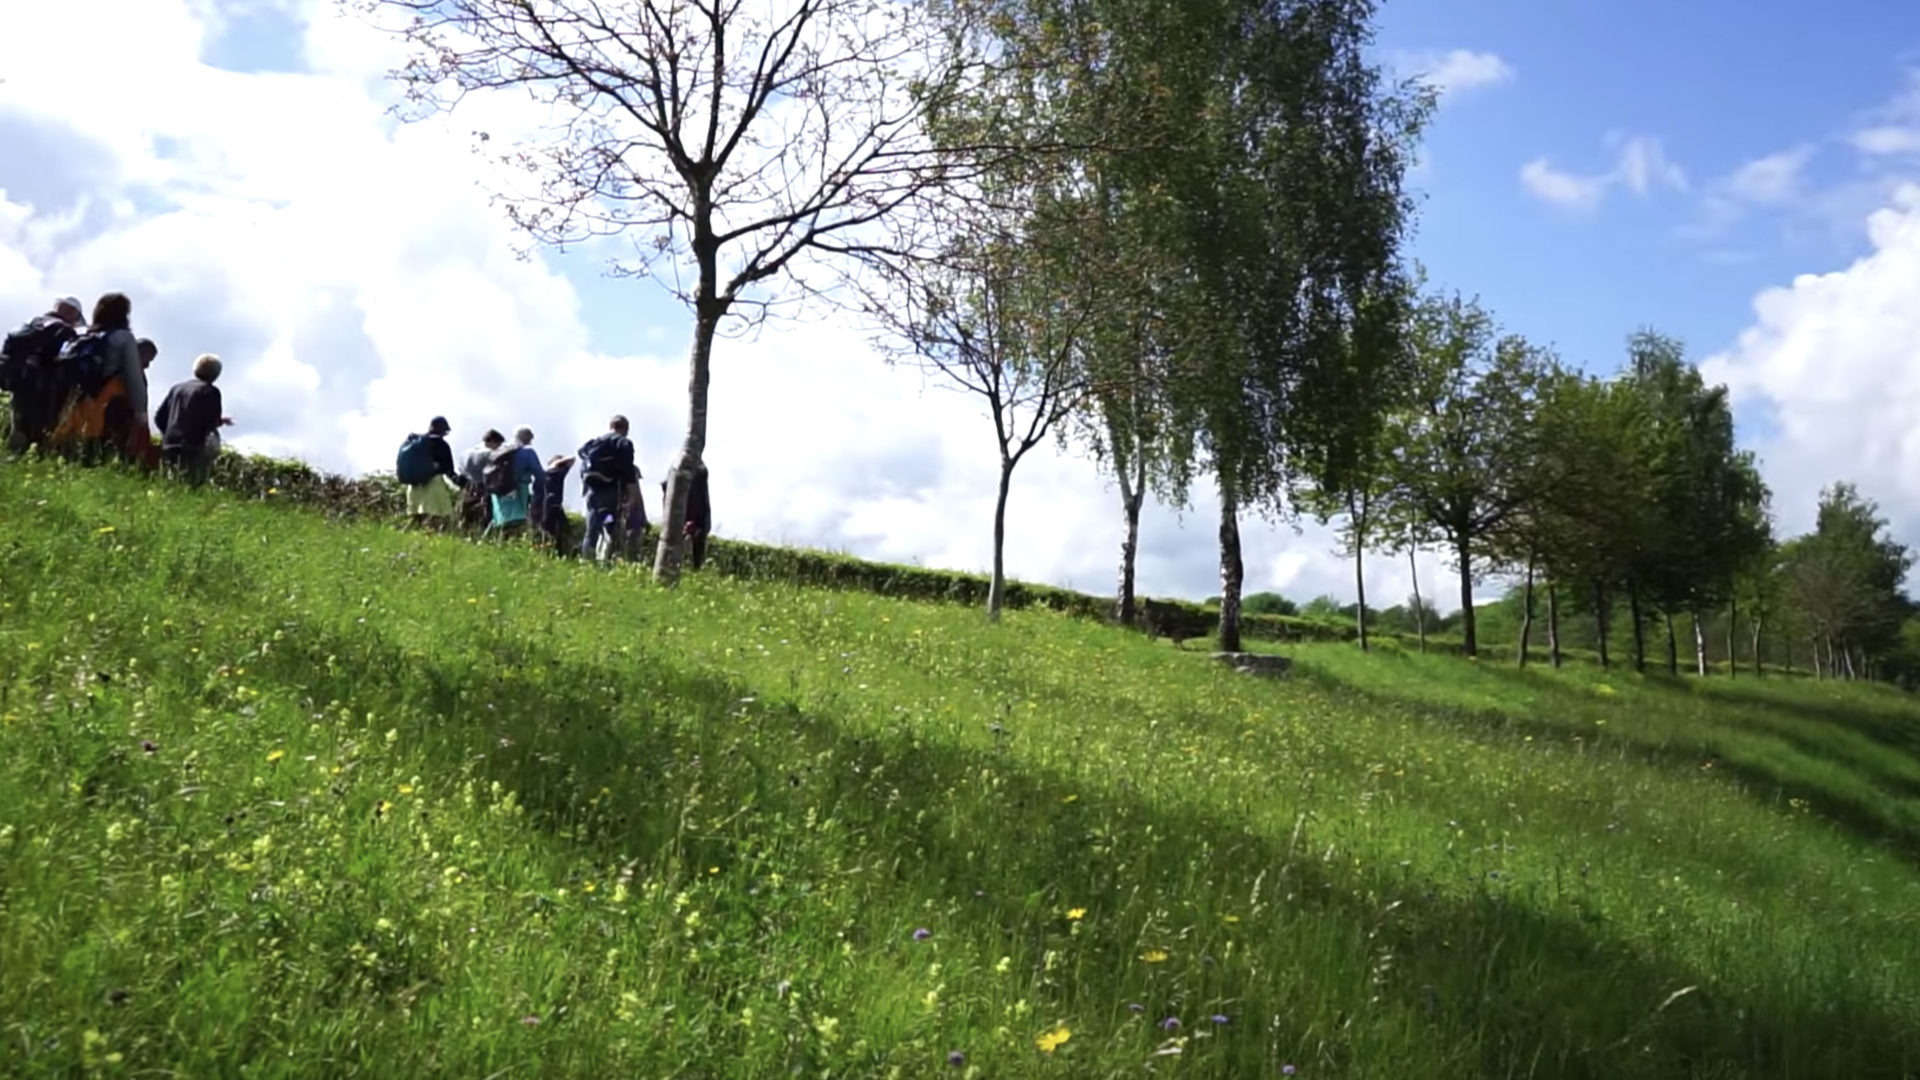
[514,425,534,444]
[192,353,222,382]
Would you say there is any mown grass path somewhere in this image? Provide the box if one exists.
[2,460,1918,1078]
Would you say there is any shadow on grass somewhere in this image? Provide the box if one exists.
[1293,659,1920,864]
[187,594,1919,1080]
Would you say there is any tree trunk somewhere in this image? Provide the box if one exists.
[1217,477,1244,654]
[1693,612,1707,677]
[1353,547,1369,652]
[1409,546,1427,654]
[1516,554,1535,667]
[1593,583,1611,669]
[1455,534,1477,658]
[1664,613,1679,676]
[654,294,724,586]
[1547,580,1562,669]
[1629,587,1646,673]
[1751,615,1764,678]
[986,458,1015,622]
[1726,599,1737,679]
[1843,640,1858,680]
[1113,441,1146,625]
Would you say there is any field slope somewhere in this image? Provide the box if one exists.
[3,459,1919,1079]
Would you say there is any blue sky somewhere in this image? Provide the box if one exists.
[1374,0,1920,384]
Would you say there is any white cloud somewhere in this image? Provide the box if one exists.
[1519,159,1609,213]
[1398,49,1515,98]
[1847,70,1920,158]
[0,0,1482,615]
[1699,183,1920,541]
[1722,146,1814,206]
[1519,133,1686,213]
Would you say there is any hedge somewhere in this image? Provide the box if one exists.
[25,437,1367,646]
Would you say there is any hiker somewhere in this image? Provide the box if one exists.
[1,295,85,454]
[460,429,505,531]
[395,416,465,529]
[482,426,545,538]
[49,293,151,466]
[539,453,576,555]
[151,353,233,486]
[577,415,639,561]
[659,461,713,570]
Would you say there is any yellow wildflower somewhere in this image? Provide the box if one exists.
[266,749,285,764]
[1141,949,1169,964]
[1066,908,1086,920]
[1035,1025,1072,1053]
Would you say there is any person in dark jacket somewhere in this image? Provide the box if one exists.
[151,352,232,486]
[539,453,576,556]
[405,416,464,529]
[661,461,713,570]
[577,415,639,561]
[2,295,84,456]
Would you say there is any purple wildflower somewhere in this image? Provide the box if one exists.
[1210,1014,1230,1025]
[1282,1066,1296,1076]
[1128,1003,1145,1013]
[1160,1017,1181,1031]
[947,1050,966,1066]
[140,740,157,755]
[520,1014,541,1026]
[913,927,932,941]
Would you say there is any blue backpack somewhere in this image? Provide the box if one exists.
[395,433,438,485]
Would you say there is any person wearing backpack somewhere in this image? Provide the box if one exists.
[49,293,150,465]
[577,415,639,561]
[539,452,577,556]
[482,426,546,539]
[460,429,505,531]
[151,353,234,487]
[1,295,84,455]
[395,416,464,529]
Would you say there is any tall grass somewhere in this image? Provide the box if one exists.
[2,457,1918,1078]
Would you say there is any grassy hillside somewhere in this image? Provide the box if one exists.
[3,459,1919,1079]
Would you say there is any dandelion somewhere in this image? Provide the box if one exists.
[397,783,415,796]
[1066,907,1086,920]
[266,749,285,764]
[1035,1025,1071,1053]
[912,927,932,941]
[1141,949,1169,963]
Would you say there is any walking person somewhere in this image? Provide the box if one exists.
[482,426,545,540]
[539,453,576,556]
[660,461,713,570]
[395,416,465,530]
[48,293,149,465]
[151,353,233,486]
[1,295,84,456]
[460,429,505,532]
[577,415,639,562]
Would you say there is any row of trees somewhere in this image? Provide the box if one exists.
[365,0,1911,677]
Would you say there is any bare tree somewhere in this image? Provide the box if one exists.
[357,0,995,583]
[860,201,1094,620]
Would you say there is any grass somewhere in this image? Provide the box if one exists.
[2,457,1919,1079]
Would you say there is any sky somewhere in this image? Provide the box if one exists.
[4,0,1920,612]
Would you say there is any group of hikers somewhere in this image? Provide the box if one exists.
[394,413,714,565]
[2,293,233,482]
[2,292,713,566]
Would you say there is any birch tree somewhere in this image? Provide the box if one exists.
[360,0,997,584]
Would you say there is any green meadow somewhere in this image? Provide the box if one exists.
[3,458,1919,1078]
